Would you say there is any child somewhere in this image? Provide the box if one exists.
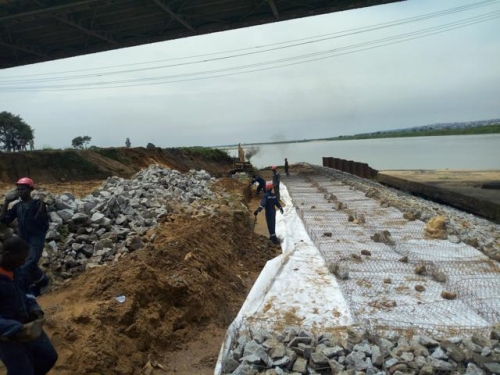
[0,236,58,375]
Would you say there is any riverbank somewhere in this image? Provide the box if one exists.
[1,159,499,374]
[218,164,500,374]
[378,170,500,222]
[218,123,500,148]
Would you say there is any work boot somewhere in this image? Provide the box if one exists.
[270,235,280,245]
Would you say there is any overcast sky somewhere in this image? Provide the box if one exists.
[0,0,499,149]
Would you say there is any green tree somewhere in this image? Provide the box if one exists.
[71,135,92,149]
[0,111,34,152]
[125,138,131,148]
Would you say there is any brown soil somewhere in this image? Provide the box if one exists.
[0,149,278,375]
[0,147,237,185]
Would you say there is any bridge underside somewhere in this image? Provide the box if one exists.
[0,0,403,69]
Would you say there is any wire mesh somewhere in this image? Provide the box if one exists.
[285,171,500,338]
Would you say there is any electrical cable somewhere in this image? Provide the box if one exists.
[0,0,497,83]
[1,8,498,91]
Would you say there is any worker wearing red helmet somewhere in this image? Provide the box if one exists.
[254,181,283,245]
[0,177,49,296]
[271,165,281,203]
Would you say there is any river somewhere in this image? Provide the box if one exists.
[223,134,500,170]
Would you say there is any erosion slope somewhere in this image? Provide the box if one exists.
[0,147,235,184]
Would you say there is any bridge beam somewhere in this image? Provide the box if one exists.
[55,13,117,44]
[268,0,280,20]
[0,37,47,57]
[0,0,103,23]
[150,0,195,32]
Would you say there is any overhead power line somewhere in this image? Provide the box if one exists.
[0,0,497,84]
[1,3,499,91]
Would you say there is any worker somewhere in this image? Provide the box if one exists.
[284,158,289,176]
[271,165,281,203]
[249,174,266,196]
[254,181,284,245]
[0,236,58,374]
[0,177,50,296]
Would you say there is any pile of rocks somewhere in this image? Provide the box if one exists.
[223,326,500,374]
[307,165,500,263]
[0,165,218,278]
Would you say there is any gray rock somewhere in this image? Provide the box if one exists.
[292,357,307,373]
[466,362,486,375]
[484,362,500,373]
[428,357,456,371]
[431,346,448,360]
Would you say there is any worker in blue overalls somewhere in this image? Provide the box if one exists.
[249,174,266,196]
[254,181,284,245]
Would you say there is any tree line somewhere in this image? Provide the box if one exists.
[0,111,34,152]
[0,111,162,151]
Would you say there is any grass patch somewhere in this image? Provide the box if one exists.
[93,148,132,165]
[178,147,232,162]
[330,123,500,141]
[47,151,100,173]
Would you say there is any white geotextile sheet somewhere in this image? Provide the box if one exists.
[214,183,353,375]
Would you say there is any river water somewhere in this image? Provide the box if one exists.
[223,134,500,170]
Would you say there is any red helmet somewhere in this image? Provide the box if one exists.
[271,165,277,170]
[265,181,273,190]
[16,177,34,188]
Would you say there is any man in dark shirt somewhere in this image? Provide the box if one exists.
[249,175,266,196]
[0,236,58,374]
[271,166,281,203]
[0,177,49,296]
[254,181,284,245]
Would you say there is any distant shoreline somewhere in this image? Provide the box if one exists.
[217,123,500,149]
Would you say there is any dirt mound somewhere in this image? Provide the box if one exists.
[38,179,278,375]
[0,147,235,184]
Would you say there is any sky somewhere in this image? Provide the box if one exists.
[0,0,499,150]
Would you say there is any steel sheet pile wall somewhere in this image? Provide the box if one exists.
[322,157,378,179]
[287,168,500,337]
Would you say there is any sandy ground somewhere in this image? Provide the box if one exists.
[379,170,500,183]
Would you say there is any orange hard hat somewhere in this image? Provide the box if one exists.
[16,177,34,188]
[266,181,273,190]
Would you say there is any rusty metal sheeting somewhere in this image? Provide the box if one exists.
[323,157,378,179]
